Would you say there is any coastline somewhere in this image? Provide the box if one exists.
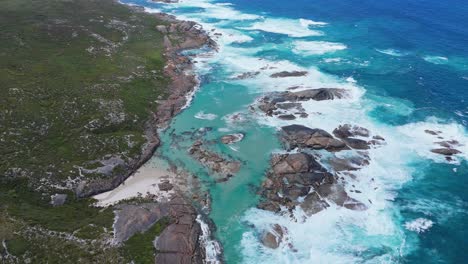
[89,1,224,263]
[76,1,217,198]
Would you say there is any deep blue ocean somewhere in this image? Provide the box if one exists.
[122,0,467,262]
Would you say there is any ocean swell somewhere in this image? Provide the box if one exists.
[122,0,468,263]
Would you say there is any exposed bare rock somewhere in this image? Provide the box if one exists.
[155,196,206,264]
[257,88,348,117]
[261,224,286,249]
[259,152,333,213]
[328,156,369,172]
[270,71,308,78]
[259,151,367,215]
[113,203,170,244]
[189,141,241,179]
[220,133,244,144]
[232,71,260,80]
[332,124,385,150]
[424,129,441,135]
[281,125,348,152]
[431,148,462,156]
[333,124,370,139]
[278,114,296,120]
[50,194,67,206]
[300,192,329,216]
[316,183,367,211]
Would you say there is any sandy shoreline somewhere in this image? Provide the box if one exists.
[93,158,176,206]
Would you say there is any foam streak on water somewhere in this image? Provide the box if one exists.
[121,0,468,263]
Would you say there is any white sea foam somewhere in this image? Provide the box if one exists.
[376,48,409,57]
[293,40,347,55]
[132,0,467,262]
[242,18,324,37]
[423,55,449,64]
[143,7,161,13]
[175,0,260,21]
[195,111,218,120]
[405,218,434,233]
[196,215,223,264]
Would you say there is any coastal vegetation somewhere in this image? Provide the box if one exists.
[0,0,171,261]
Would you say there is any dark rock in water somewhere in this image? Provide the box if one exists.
[261,224,286,249]
[435,140,461,148]
[259,151,368,215]
[270,71,308,78]
[289,88,347,101]
[220,133,244,144]
[233,71,260,80]
[373,135,385,141]
[257,201,281,213]
[50,194,67,206]
[344,198,368,211]
[342,137,371,150]
[424,129,441,135]
[278,114,296,120]
[189,140,241,178]
[300,192,329,216]
[431,148,461,156]
[259,152,333,213]
[277,102,303,110]
[333,124,370,139]
[316,183,367,211]
[332,124,385,150]
[281,125,348,151]
[256,88,347,119]
[328,156,369,171]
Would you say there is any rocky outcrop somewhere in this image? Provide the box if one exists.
[257,88,348,118]
[258,152,367,216]
[333,124,386,150]
[258,152,332,213]
[155,196,205,264]
[232,71,260,80]
[270,71,308,78]
[261,224,286,249]
[113,203,170,244]
[220,133,244,144]
[50,194,67,206]
[281,125,348,151]
[431,148,461,156]
[189,141,241,180]
[113,196,208,264]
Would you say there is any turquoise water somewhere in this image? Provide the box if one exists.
[122,0,467,263]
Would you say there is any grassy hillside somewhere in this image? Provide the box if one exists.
[0,0,171,262]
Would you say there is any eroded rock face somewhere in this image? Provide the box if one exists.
[333,124,370,139]
[300,192,329,216]
[220,133,244,144]
[50,194,67,206]
[281,125,348,151]
[270,71,308,78]
[431,148,461,156]
[155,196,205,264]
[332,124,385,150]
[261,224,286,249]
[113,203,170,244]
[189,141,241,179]
[259,152,367,216]
[257,88,348,118]
[259,152,333,213]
